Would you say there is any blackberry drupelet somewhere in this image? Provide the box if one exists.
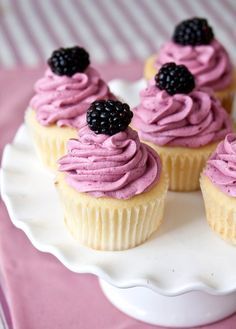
[173,17,214,46]
[87,100,133,136]
[155,62,195,95]
[48,46,90,76]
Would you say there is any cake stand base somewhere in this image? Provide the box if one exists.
[99,280,236,327]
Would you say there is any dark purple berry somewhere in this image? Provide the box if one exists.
[48,46,90,76]
[155,62,195,95]
[87,100,133,136]
[173,17,214,46]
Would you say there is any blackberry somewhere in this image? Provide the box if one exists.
[87,100,133,136]
[155,62,195,95]
[173,17,214,46]
[48,46,90,76]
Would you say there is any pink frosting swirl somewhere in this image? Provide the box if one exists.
[30,67,115,129]
[132,83,232,148]
[156,40,233,91]
[204,134,236,197]
[59,126,161,199]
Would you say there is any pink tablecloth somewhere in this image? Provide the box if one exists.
[0,63,236,329]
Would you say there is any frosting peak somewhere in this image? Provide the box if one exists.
[156,40,233,90]
[30,67,115,129]
[132,83,232,148]
[59,127,161,199]
[204,134,236,196]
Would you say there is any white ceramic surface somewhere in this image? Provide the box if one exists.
[100,280,236,327]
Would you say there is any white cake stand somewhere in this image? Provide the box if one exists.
[1,80,236,327]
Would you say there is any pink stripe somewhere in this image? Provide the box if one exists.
[32,0,61,48]
[71,0,114,60]
[10,0,44,61]
[95,0,137,59]
[115,0,155,52]
[0,16,22,65]
[137,1,169,40]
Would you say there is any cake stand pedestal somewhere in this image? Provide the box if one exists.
[100,280,236,327]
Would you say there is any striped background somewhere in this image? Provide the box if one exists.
[0,0,236,68]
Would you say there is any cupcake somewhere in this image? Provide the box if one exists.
[201,134,236,244]
[56,100,168,251]
[133,63,232,191]
[25,46,115,170]
[144,17,235,114]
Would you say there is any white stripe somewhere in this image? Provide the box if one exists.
[1,0,39,66]
[82,0,130,62]
[58,0,107,63]
[38,0,75,47]
[17,0,56,58]
[103,0,151,59]
[0,29,16,67]
[121,0,164,48]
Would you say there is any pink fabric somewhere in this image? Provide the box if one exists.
[0,63,236,329]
